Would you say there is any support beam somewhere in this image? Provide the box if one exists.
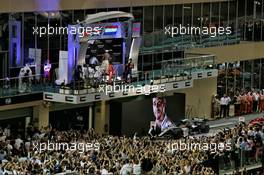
[94,100,109,135]
[89,105,93,129]
[33,104,49,130]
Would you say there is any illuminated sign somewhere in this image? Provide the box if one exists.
[104,26,118,35]
[81,22,123,40]
[132,22,141,37]
[44,63,52,72]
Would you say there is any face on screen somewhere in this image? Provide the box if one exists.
[152,97,166,123]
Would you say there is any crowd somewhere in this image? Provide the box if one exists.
[212,90,264,118]
[218,122,264,172]
[233,91,264,116]
[0,119,263,175]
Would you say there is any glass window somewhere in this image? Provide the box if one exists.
[61,11,73,51]
[193,3,201,27]
[164,5,173,27]
[247,0,254,17]
[183,4,192,26]
[211,2,220,28]
[73,10,85,23]
[254,0,262,41]
[132,7,143,44]
[246,0,254,41]
[107,8,119,22]
[0,13,8,51]
[24,13,37,65]
[154,6,163,31]
[253,59,261,89]
[48,14,60,65]
[132,7,143,23]
[164,5,173,56]
[9,13,22,67]
[119,7,131,21]
[36,13,48,67]
[202,3,211,44]
[85,9,96,16]
[153,53,161,70]
[0,13,9,78]
[229,1,237,37]
[226,62,237,95]
[154,6,163,51]
[119,7,130,13]
[220,1,228,27]
[174,4,182,27]
[262,0,264,41]
[243,60,252,89]
[193,3,202,44]
[96,9,107,13]
[143,6,154,48]
[202,3,210,27]
[107,8,118,12]
[238,0,246,40]
[261,60,264,88]
[144,6,153,33]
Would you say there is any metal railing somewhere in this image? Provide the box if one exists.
[0,51,8,79]
[47,67,193,95]
[0,74,51,98]
[160,54,215,70]
[140,28,241,54]
[219,147,263,175]
[0,54,216,97]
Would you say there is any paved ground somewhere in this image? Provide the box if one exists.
[209,112,264,129]
[194,112,264,137]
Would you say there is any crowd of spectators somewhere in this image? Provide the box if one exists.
[0,119,263,175]
[218,121,264,174]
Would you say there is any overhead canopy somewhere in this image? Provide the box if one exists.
[82,11,134,24]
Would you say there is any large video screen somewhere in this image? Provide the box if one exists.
[109,93,185,136]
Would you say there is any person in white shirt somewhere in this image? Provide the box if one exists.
[0,166,3,175]
[3,125,10,138]
[15,136,23,150]
[6,140,13,153]
[101,166,109,175]
[132,159,141,175]
[152,97,174,132]
[253,91,260,112]
[0,134,6,142]
[226,95,231,117]
[220,94,229,118]
[120,159,133,175]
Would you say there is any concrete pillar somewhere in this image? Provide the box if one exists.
[33,104,49,130]
[177,77,217,119]
[88,106,93,129]
[94,101,109,136]
[25,116,31,137]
